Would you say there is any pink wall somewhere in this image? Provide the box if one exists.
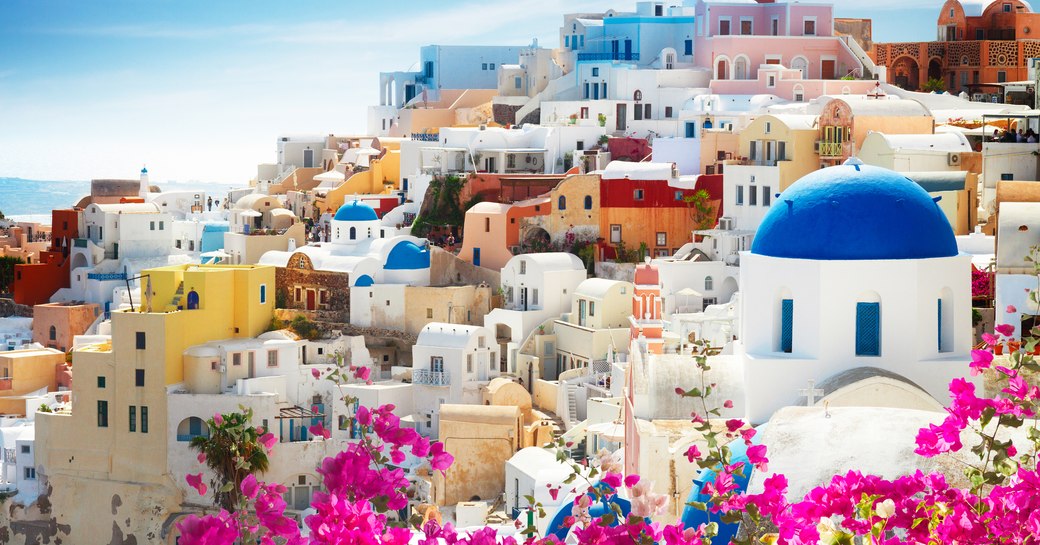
[695,1,834,67]
[704,36,860,80]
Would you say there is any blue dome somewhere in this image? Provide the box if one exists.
[545,483,631,541]
[751,161,957,260]
[334,200,378,222]
[354,274,374,287]
[385,241,430,270]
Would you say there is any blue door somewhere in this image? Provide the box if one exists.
[473,248,481,267]
[685,123,696,138]
[855,302,881,356]
[780,299,793,353]
[186,290,199,310]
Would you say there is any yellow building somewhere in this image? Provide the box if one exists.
[318,149,402,213]
[0,347,65,415]
[34,264,275,543]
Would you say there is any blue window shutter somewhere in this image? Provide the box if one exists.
[780,299,794,353]
[856,302,881,356]
[937,299,942,352]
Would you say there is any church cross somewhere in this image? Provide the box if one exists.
[800,379,825,406]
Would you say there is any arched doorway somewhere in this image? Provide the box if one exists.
[186,290,199,310]
[891,56,920,91]
[70,253,88,271]
[715,57,730,80]
[927,58,942,84]
[176,417,210,442]
[522,226,551,252]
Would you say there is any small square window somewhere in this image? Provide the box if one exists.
[268,351,279,367]
[633,189,645,200]
[592,67,600,77]
[675,191,684,201]
[136,332,146,350]
[427,308,433,319]
[482,62,488,70]
[21,445,30,454]
[489,63,495,70]
[97,376,106,388]
[135,369,145,387]
[656,232,667,246]
[150,221,155,231]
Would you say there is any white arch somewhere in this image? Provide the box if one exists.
[790,56,809,78]
[733,54,751,80]
[714,55,731,80]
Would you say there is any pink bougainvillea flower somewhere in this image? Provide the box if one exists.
[308,422,331,440]
[969,349,995,376]
[983,333,1000,346]
[723,399,734,409]
[675,387,686,396]
[601,472,622,489]
[186,473,207,496]
[241,474,259,500]
[685,445,702,462]
[995,324,1016,337]
[196,452,206,464]
[625,474,641,488]
[725,419,744,433]
[429,441,454,471]
[259,432,277,450]
[213,413,224,426]
[176,512,238,545]
[311,368,321,379]
[356,405,372,427]
[549,486,560,501]
[354,366,371,381]
[1007,305,1018,313]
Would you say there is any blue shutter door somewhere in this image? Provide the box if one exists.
[937,299,942,352]
[856,302,881,356]
[780,299,794,353]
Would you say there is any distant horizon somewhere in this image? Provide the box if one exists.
[3,0,1039,184]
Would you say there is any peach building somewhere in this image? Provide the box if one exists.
[32,302,101,352]
[816,96,935,166]
[459,202,514,271]
[874,0,1040,93]
[0,347,65,415]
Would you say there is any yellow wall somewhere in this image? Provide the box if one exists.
[322,151,401,212]
[737,116,821,191]
[546,174,600,237]
[0,348,64,414]
[34,264,276,542]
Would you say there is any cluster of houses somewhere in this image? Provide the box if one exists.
[2,0,1040,542]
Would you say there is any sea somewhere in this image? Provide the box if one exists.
[0,177,240,224]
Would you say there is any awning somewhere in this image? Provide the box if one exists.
[277,406,325,419]
[200,250,229,258]
[240,210,263,217]
[587,421,624,442]
[676,287,703,297]
[903,171,969,193]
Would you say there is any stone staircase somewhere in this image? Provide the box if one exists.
[170,282,185,309]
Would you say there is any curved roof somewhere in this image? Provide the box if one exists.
[801,367,931,406]
[468,201,512,214]
[831,96,932,117]
[872,131,971,153]
[751,160,958,260]
[235,193,277,210]
[384,240,430,270]
[416,323,484,348]
[334,200,378,222]
[513,252,585,272]
[575,278,629,299]
[601,161,673,181]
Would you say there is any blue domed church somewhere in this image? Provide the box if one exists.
[738,159,976,424]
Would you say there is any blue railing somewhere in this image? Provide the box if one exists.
[87,272,127,281]
[177,434,209,442]
[411,133,440,142]
[577,52,640,62]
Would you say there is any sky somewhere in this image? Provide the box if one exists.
[1,0,1038,185]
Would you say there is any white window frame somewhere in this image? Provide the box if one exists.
[803,16,817,36]
[739,16,753,35]
[718,16,732,36]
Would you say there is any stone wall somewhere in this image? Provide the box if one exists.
[429,246,500,288]
[0,297,33,317]
[492,103,523,126]
[594,262,637,282]
[274,264,350,321]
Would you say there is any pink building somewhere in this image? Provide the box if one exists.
[694,0,867,83]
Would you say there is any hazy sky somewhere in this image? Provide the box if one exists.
[2,0,1038,184]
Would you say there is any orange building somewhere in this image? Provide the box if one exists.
[12,209,80,306]
[33,302,100,352]
[629,261,665,354]
[873,0,1040,94]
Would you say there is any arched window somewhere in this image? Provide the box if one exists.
[715,58,729,80]
[791,56,809,78]
[49,325,56,341]
[584,195,593,210]
[704,276,714,291]
[855,294,881,356]
[176,416,210,441]
[633,90,643,101]
[186,290,199,310]
[349,226,356,240]
[558,196,567,210]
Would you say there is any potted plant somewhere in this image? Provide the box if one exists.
[598,134,610,150]
[597,113,607,127]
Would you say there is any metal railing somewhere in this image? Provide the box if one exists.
[577,52,640,62]
[817,141,843,157]
[87,272,127,281]
[412,369,450,386]
[411,133,440,142]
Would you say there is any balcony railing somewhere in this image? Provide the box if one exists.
[411,133,440,142]
[817,141,843,157]
[413,369,450,386]
[87,272,127,281]
[74,238,88,248]
[577,52,640,62]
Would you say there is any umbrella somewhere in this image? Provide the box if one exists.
[587,421,624,442]
[240,210,262,217]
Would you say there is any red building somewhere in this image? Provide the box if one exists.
[597,162,723,261]
[873,0,1040,95]
[12,210,79,306]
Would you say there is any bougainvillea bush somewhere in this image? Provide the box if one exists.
[178,323,1040,545]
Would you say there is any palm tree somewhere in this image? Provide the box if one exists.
[189,409,270,512]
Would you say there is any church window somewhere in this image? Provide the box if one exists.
[855,302,881,356]
[780,299,793,353]
[349,227,356,240]
[939,289,954,353]
[704,276,714,291]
